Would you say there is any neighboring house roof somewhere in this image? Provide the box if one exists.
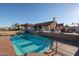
[21,23,33,27]
[25,23,33,26]
[57,23,64,27]
[34,21,57,26]
[20,21,63,27]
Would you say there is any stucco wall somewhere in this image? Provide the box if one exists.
[50,22,57,31]
[42,26,49,31]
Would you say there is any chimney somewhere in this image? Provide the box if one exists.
[53,17,55,22]
[53,17,56,31]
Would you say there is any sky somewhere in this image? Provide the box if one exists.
[0,3,79,27]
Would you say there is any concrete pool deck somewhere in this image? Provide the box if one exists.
[0,31,79,56]
[0,31,19,56]
[0,31,19,35]
[48,41,78,56]
[0,35,78,56]
[0,36,16,56]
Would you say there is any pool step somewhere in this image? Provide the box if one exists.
[20,45,41,53]
[12,43,24,56]
[20,43,33,47]
[13,40,32,47]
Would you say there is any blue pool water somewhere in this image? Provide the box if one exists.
[10,33,52,56]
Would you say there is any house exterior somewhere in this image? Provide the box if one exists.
[11,23,21,30]
[20,23,33,31]
[10,23,33,31]
[56,23,64,31]
[15,17,64,32]
[33,17,57,31]
[64,23,79,33]
[65,26,79,33]
[75,26,79,33]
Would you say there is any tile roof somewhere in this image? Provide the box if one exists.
[34,21,56,26]
[57,23,64,27]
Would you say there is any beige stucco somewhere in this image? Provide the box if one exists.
[42,26,48,31]
[50,22,57,31]
[41,22,57,31]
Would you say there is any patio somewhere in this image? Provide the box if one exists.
[0,31,79,56]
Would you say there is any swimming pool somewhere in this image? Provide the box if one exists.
[10,33,53,56]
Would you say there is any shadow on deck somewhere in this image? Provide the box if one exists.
[74,48,79,56]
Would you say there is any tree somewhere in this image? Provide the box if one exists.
[64,24,69,28]
[15,23,20,30]
[12,23,20,30]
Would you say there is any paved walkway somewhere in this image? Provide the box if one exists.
[45,41,79,56]
[0,31,19,35]
[0,31,19,56]
[0,36,16,56]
